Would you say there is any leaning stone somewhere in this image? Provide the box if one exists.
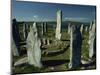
[14,57,28,67]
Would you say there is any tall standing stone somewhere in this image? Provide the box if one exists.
[80,24,84,34]
[85,26,88,32]
[41,22,47,36]
[55,10,62,40]
[47,39,50,45]
[89,20,96,59]
[68,23,71,34]
[42,38,46,45]
[25,23,29,39]
[12,19,20,55]
[69,25,82,69]
[89,21,93,31]
[44,22,47,33]
[26,22,42,68]
[41,22,44,36]
[23,23,26,40]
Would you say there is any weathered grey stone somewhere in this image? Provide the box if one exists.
[41,22,44,36]
[81,59,89,64]
[89,21,93,31]
[68,23,71,34]
[44,22,47,33]
[85,26,88,32]
[26,22,42,68]
[80,24,84,34]
[14,57,28,66]
[23,23,26,40]
[12,19,20,55]
[55,10,62,40]
[12,37,19,56]
[47,39,50,45]
[25,23,29,39]
[88,20,96,59]
[69,25,82,69]
[41,22,47,36]
[42,38,46,45]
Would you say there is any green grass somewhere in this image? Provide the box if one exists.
[14,65,41,74]
[81,31,89,60]
[13,27,96,74]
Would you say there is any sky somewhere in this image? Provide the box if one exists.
[12,0,96,22]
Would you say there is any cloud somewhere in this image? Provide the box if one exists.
[64,17,89,22]
[33,15,38,19]
[33,15,39,21]
[33,15,54,22]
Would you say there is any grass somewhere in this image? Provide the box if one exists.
[13,25,96,74]
[81,31,89,60]
[13,64,41,74]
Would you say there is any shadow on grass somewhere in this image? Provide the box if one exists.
[67,61,96,71]
[42,59,69,67]
[61,39,70,41]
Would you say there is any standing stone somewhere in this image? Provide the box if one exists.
[44,22,47,33]
[69,25,82,69]
[80,24,84,34]
[89,20,96,59]
[12,19,20,55]
[89,21,93,31]
[26,22,42,68]
[85,26,88,32]
[25,23,29,39]
[41,22,44,36]
[42,38,46,45]
[68,23,71,34]
[23,23,26,40]
[41,22,47,36]
[11,37,19,56]
[47,39,50,45]
[55,10,62,40]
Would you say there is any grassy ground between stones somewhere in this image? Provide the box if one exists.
[13,25,96,74]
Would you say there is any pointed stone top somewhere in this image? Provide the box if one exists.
[68,23,71,25]
[12,18,17,22]
[93,19,96,24]
[90,21,93,25]
[81,24,84,26]
[29,22,37,33]
[90,20,96,25]
[33,22,37,30]
[57,9,62,13]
